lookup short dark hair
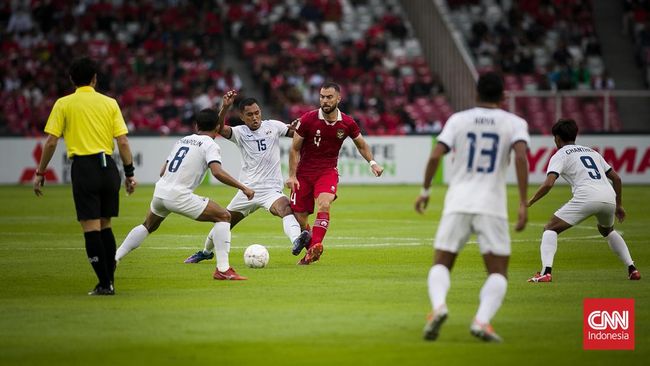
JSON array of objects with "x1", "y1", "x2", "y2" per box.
[
  {"x1": 552, "y1": 118, "x2": 579, "y2": 142},
  {"x1": 238, "y1": 97, "x2": 259, "y2": 111},
  {"x1": 477, "y1": 72, "x2": 504, "y2": 103},
  {"x1": 195, "y1": 108, "x2": 219, "y2": 131},
  {"x1": 320, "y1": 82, "x2": 341, "y2": 93},
  {"x1": 69, "y1": 57, "x2": 98, "y2": 86}
]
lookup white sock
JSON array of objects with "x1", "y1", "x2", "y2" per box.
[
  {"x1": 427, "y1": 264, "x2": 450, "y2": 313},
  {"x1": 475, "y1": 273, "x2": 507, "y2": 325},
  {"x1": 203, "y1": 234, "x2": 214, "y2": 254},
  {"x1": 607, "y1": 231, "x2": 634, "y2": 266},
  {"x1": 210, "y1": 222, "x2": 231, "y2": 272},
  {"x1": 282, "y1": 215, "x2": 302, "y2": 243},
  {"x1": 115, "y1": 224, "x2": 149, "y2": 261},
  {"x1": 540, "y1": 230, "x2": 558, "y2": 273}
]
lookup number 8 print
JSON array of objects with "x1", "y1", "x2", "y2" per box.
[{"x1": 168, "y1": 146, "x2": 190, "y2": 173}]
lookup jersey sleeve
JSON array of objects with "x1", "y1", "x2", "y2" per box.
[
  {"x1": 228, "y1": 125, "x2": 244, "y2": 146},
  {"x1": 295, "y1": 113, "x2": 310, "y2": 138},
  {"x1": 348, "y1": 118, "x2": 361, "y2": 139},
  {"x1": 598, "y1": 152, "x2": 612, "y2": 173},
  {"x1": 165, "y1": 142, "x2": 178, "y2": 162},
  {"x1": 436, "y1": 115, "x2": 456, "y2": 150},
  {"x1": 270, "y1": 120, "x2": 289, "y2": 136},
  {"x1": 546, "y1": 152, "x2": 564, "y2": 176},
  {"x1": 511, "y1": 118, "x2": 530, "y2": 146},
  {"x1": 111, "y1": 99, "x2": 128, "y2": 137},
  {"x1": 43, "y1": 99, "x2": 65, "y2": 137},
  {"x1": 205, "y1": 141, "x2": 222, "y2": 165}
]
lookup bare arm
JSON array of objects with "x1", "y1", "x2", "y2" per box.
[
  {"x1": 33, "y1": 134, "x2": 59, "y2": 196},
  {"x1": 414, "y1": 142, "x2": 448, "y2": 214},
  {"x1": 209, "y1": 162, "x2": 254, "y2": 200},
  {"x1": 527, "y1": 174, "x2": 557, "y2": 207},
  {"x1": 352, "y1": 135, "x2": 383, "y2": 177},
  {"x1": 285, "y1": 133, "x2": 304, "y2": 191},
  {"x1": 217, "y1": 90, "x2": 237, "y2": 139},
  {"x1": 513, "y1": 140, "x2": 529, "y2": 231},
  {"x1": 116, "y1": 134, "x2": 137, "y2": 195},
  {"x1": 606, "y1": 169, "x2": 626, "y2": 222}
]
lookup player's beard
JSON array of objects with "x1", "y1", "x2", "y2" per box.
[{"x1": 321, "y1": 102, "x2": 338, "y2": 114}]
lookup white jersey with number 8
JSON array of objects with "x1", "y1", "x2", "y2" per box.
[{"x1": 154, "y1": 134, "x2": 222, "y2": 200}]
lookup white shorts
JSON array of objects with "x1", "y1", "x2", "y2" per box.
[
  {"x1": 226, "y1": 188, "x2": 286, "y2": 217},
  {"x1": 554, "y1": 199, "x2": 615, "y2": 227},
  {"x1": 150, "y1": 194, "x2": 209, "y2": 220},
  {"x1": 434, "y1": 213, "x2": 511, "y2": 256}
]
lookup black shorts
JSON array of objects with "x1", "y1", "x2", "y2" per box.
[{"x1": 71, "y1": 153, "x2": 121, "y2": 221}]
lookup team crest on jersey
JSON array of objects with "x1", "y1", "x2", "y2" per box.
[
  {"x1": 265, "y1": 129, "x2": 272, "y2": 135},
  {"x1": 336, "y1": 129, "x2": 345, "y2": 139}
]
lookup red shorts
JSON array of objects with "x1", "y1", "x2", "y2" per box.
[{"x1": 290, "y1": 168, "x2": 339, "y2": 214}]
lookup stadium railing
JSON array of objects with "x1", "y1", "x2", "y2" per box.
[
  {"x1": 505, "y1": 90, "x2": 650, "y2": 133},
  {"x1": 400, "y1": 0, "x2": 478, "y2": 112}
]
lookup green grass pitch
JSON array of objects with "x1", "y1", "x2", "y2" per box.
[{"x1": 0, "y1": 184, "x2": 648, "y2": 365}]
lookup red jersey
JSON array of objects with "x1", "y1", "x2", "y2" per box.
[{"x1": 295, "y1": 109, "x2": 361, "y2": 175}]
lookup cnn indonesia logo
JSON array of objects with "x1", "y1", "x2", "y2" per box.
[{"x1": 583, "y1": 298, "x2": 634, "y2": 350}]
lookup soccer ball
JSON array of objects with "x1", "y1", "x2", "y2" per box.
[{"x1": 243, "y1": 244, "x2": 269, "y2": 268}]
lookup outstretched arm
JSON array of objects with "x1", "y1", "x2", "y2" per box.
[
  {"x1": 209, "y1": 162, "x2": 254, "y2": 200},
  {"x1": 414, "y1": 142, "x2": 448, "y2": 214},
  {"x1": 513, "y1": 140, "x2": 529, "y2": 231},
  {"x1": 217, "y1": 90, "x2": 237, "y2": 139},
  {"x1": 528, "y1": 174, "x2": 557, "y2": 207},
  {"x1": 352, "y1": 135, "x2": 383, "y2": 177}
]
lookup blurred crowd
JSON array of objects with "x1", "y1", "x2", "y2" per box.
[
  {"x1": 449, "y1": 0, "x2": 613, "y2": 91},
  {"x1": 623, "y1": 0, "x2": 650, "y2": 87},
  {"x1": 0, "y1": 0, "x2": 452, "y2": 136}
]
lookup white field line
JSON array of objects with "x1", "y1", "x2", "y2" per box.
[{"x1": 0, "y1": 235, "x2": 607, "y2": 251}]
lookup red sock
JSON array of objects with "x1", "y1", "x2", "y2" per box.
[{"x1": 310, "y1": 212, "x2": 329, "y2": 247}]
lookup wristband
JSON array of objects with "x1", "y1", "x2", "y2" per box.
[
  {"x1": 369, "y1": 160, "x2": 378, "y2": 167},
  {"x1": 35, "y1": 171, "x2": 45, "y2": 177},
  {"x1": 123, "y1": 163, "x2": 135, "y2": 177},
  {"x1": 420, "y1": 187, "x2": 431, "y2": 197}
]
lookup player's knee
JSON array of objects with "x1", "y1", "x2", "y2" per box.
[
  {"x1": 598, "y1": 225, "x2": 612, "y2": 237},
  {"x1": 217, "y1": 210, "x2": 231, "y2": 223},
  {"x1": 279, "y1": 205, "x2": 293, "y2": 217},
  {"x1": 543, "y1": 224, "x2": 558, "y2": 232},
  {"x1": 316, "y1": 200, "x2": 331, "y2": 212}
]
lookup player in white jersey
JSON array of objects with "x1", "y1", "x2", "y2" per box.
[
  {"x1": 184, "y1": 92, "x2": 310, "y2": 264},
  {"x1": 115, "y1": 109, "x2": 254, "y2": 281},
  {"x1": 415, "y1": 73, "x2": 530, "y2": 343},
  {"x1": 527, "y1": 119, "x2": 640, "y2": 282}
]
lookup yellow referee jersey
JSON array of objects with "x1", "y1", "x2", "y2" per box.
[{"x1": 44, "y1": 86, "x2": 128, "y2": 158}]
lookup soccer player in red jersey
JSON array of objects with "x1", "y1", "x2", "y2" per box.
[{"x1": 285, "y1": 82, "x2": 384, "y2": 265}]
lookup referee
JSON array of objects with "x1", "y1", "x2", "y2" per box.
[{"x1": 33, "y1": 57, "x2": 137, "y2": 296}]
